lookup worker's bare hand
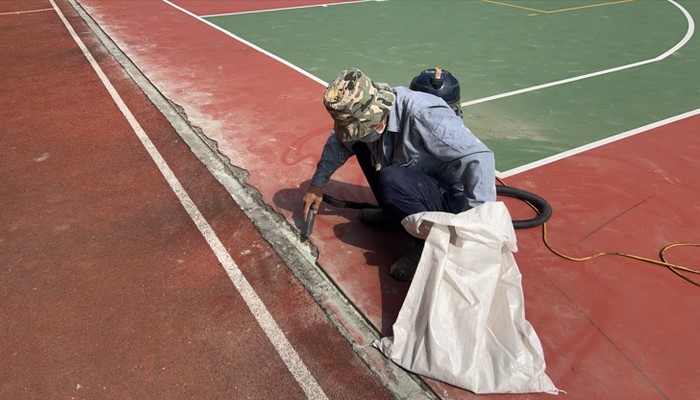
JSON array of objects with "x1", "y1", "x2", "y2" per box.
[{"x1": 302, "y1": 185, "x2": 324, "y2": 221}]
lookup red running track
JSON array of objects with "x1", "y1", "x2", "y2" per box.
[{"x1": 0, "y1": 1, "x2": 400, "y2": 398}]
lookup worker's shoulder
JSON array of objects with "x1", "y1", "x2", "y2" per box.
[
  {"x1": 394, "y1": 86, "x2": 441, "y2": 103},
  {"x1": 395, "y1": 86, "x2": 452, "y2": 116}
]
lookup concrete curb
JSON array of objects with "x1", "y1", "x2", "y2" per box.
[{"x1": 68, "y1": 1, "x2": 439, "y2": 398}]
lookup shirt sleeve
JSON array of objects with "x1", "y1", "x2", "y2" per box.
[
  {"x1": 460, "y1": 155, "x2": 497, "y2": 209},
  {"x1": 310, "y1": 131, "x2": 354, "y2": 188}
]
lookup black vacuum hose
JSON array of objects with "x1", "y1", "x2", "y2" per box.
[
  {"x1": 322, "y1": 194, "x2": 378, "y2": 210},
  {"x1": 322, "y1": 185, "x2": 551, "y2": 229},
  {"x1": 496, "y1": 185, "x2": 552, "y2": 229}
]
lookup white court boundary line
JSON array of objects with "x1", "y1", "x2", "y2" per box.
[
  {"x1": 163, "y1": 0, "x2": 328, "y2": 86},
  {"x1": 170, "y1": 0, "x2": 694, "y2": 105},
  {"x1": 499, "y1": 107, "x2": 700, "y2": 178},
  {"x1": 165, "y1": 0, "x2": 695, "y2": 176},
  {"x1": 50, "y1": 1, "x2": 328, "y2": 399},
  {"x1": 463, "y1": 0, "x2": 694, "y2": 107}
]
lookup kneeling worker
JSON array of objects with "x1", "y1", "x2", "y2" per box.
[{"x1": 302, "y1": 68, "x2": 496, "y2": 281}]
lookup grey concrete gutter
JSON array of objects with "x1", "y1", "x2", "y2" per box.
[{"x1": 68, "y1": 0, "x2": 439, "y2": 398}]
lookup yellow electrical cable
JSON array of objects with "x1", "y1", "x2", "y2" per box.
[
  {"x1": 498, "y1": 179, "x2": 700, "y2": 287},
  {"x1": 541, "y1": 224, "x2": 700, "y2": 287}
]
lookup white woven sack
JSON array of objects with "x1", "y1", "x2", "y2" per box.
[{"x1": 374, "y1": 202, "x2": 559, "y2": 394}]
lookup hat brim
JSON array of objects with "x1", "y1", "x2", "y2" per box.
[{"x1": 334, "y1": 84, "x2": 394, "y2": 142}]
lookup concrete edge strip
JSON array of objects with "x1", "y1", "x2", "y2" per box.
[{"x1": 67, "y1": 0, "x2": 438, "y2": 398}]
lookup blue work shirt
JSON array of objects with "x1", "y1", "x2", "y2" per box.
[{"x1": 311, "y1": 87, "x2": 496, "y2": 209}]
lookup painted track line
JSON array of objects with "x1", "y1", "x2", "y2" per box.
[
  {"x1": 49, "y1": 1, "x2": 328, "y2": 398},
  {"x1": 463, "y1": 0, "x2": 694, "y2": 107},
  {"x1": 0, "y1": 8, "x2": 54, "y2": 16}
]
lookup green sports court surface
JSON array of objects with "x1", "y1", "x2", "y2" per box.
[{"x1": 205, "y1": 0, "x2": 699, "y2": 170}]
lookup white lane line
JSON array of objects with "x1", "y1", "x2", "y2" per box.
[
  {"x1": 162, "y1": 0, "x2": 327, "y2": 86},
  {"x1": 201, "y1": 0, "x2": 375, "y2": 18},
  {"x1": 0, "y1": 8, "x2": 53, "y2": 16},
  {"x1": 499, "y1": 107, "x2": 700, "y2": 178},
  {"x1": 462, "y1": 0, "x2": 694, "y2": 107},
  {"x1": 50, "y1": 1, "x2": 328, "y2": 399}
]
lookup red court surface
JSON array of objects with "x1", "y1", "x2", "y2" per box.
[{"x1": 3, "y1": 0, "x2": 700, "y2": 399}]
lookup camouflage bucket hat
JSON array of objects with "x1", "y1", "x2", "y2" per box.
[{"x1": 323, "y1": 68, "x2": 395, "y2": 142}]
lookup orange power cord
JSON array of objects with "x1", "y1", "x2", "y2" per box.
[{"x1": 498, "y1": 178, "x2": 700, "y2": 287}]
